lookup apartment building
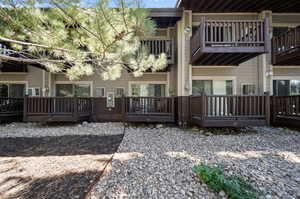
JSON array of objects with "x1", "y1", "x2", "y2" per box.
[{"x1": 1, "y1": 1, "x2": 300, "y2": 99}]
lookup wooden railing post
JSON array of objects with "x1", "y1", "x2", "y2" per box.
[
  {"x1": 200, "y1": 17, "x2": 206, "y2": 50},
  {"x1": 264, "y1": 17, "x2": 271, "y2": 54},
  {"x1": 201, "y1": 95, "x2": 206, "y2": 119},
  {"x1": 73, "y1": 97, "x2": 78, "y2": 119},
  {"x1": 121, "y1": 96, "x2": 125, "y2": 122},
  {"x1": 23, "y1": 96, "x2": 28, "y2": 121},
  {"x1": 265, "y1": 92, "x2": 271, "y2": 126}
]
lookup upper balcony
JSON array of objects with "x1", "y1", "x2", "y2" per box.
[
  {"x1": 272, "y1": 26, "x2": 300, "y2": 65},
  {"x1": 191, "y1": 18, "x2": 269, "y2": 66},
  {"x1": 141, "y1": 38, "x2": 175, "y2": 65}
]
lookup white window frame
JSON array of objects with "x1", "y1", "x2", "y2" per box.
[
  {"x1": 95, "y1": 87, "x2": 106, "y2": 97},
  {"x1": 0, "y1": 81, "x2": 28, "y2": 97},
  {"x1": 54, "y1": 81, "x2": 93, "y2": 97},
  {"x1": 241, "y1": 83, "x2": 256, "y2": 95},
  {"x1": 128, "y1": 81, "x2": 169, "y2": 97},
  {"x1": 115, "y1": 87, "x2": 125, "y2": 97},
  {"x1": 27, "y1": 87, "x2": 41, "y2": 97},
  {"x1": 191, "y1": 76, "x2": 237, "y2": 95}
]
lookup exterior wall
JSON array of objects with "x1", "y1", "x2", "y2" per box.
[
  {"x1": 0, "y1": 65, "x2": 44, "y2": 92},
  {"x1": 271, "y1": 14, "x2": 300, "y2": 85},
  {"x1": 190, "y1": 13, "x2": 267, "y2": 95},
  {"x1": 273, "y1": 68, "x2": 300, "y2": 78},
  {"x1": 50, "y1": 71, "x2": 168, "y2": 97},
  {"x1": 192, "y1": 58, "x2": 261, "y2": 95}
]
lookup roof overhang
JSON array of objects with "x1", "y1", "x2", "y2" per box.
[
  {"x1": 150, "y1": 8, "x2": 183, "y2": 28},
  {"x1": 176, "y1": 0, "x2": 300, "y2": 13}
]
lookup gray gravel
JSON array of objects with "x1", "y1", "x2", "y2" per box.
[
  {"x1": 90, "y1": 126, "x2": 300, "y2": 199},
  {"x1": 0, "y1": 122, "x2": 123, "y2": 137}
]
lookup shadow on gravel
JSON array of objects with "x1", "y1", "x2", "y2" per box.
[
  {"x1": 2, "y1": 170, "x2": 101, "y2": 199},
  {"x1": 0, "y1": 134, "x2": 124, "y2": 199},
  {"x1": 0, "y1": 134, "x2": 124, "y2": 157}
]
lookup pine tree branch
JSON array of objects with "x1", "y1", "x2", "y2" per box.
[{"x1": 0, "y1": 36, "x2": 72, "y2": 52}]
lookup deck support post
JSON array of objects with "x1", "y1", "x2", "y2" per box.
[
  {"x1": 23, "y1": 96, "x2": 28, "y2": 122},
  {"x1": 265, "y1": 92, "x2": 271, "y2": 126},
  {"x1": 121, "y1": 96, "x2": 126, "y2": 123},
  {"x1": 73, "y1": 97, "x2": 78, "y2": 120}
]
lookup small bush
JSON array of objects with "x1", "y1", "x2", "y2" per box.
[{"x1": 193, "y1": 164, "x2": 259, "y2": 199}]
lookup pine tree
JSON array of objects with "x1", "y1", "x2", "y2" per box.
[{"x1": 0, "y1": 0, "x2": 167, "y2": 80}]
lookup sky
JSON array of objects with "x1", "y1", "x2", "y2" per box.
[
  {"x1": 0, "y1": 0, "x2": 178, "y2": 8},
  {"x1": 139, "y1": 0, "x2": 177, "y2": 8},
  {"x1": 81, "y1": 0, "x2": 178, "y2": 8}
]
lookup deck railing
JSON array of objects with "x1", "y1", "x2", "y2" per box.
[
  {"x1": 0, "y1": 97, "x2": 24, "y2": 113},
  {"x1": 190, "y1": 95, "x2": 269, "y2": 119},
  {"x1": 124, "y1": 97, "x2": 174, "y2": 115},
  {"x1": 272, "y1": 95, "x2": 300, "y2": 117},
  {"x1": 272, "y1": 26, "x2": 300, "y2": 57},
  {"x1": 24, "y1": 97, "x2": 92, "y2": 116},
  {"x1": 191, "y1": 18, "x2": 268, "y2": 56},
  {"x1": 141, "y1": 39, "x2": 175, "y2": 64}
]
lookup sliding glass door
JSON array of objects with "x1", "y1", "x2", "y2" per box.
[
  {"x1": 192, "y1": 80, "x2": 233, "y2": 96},
  {"x1": 131, "y1": 83, "x2": 166, "y2": 97},
  {"x1": 0, "y1": 83, "x2": 25, "y2": 97},
  {"x1": 56, "y1": 84, "x2": 91, "y2": 97},
  {"x1": 273, "y1": 80, "x2": 300, "y2": 96}
]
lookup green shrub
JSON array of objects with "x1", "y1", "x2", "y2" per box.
[{"x1": 193, "y1": 165, "x2": 259, "y2": 199}]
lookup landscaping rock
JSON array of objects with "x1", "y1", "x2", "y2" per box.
[
  {"x1": 0, "y1": 122, "x2": 124, "y2": 138},
  {"x1": 90, "y1": 126, "x2": 300, "y2": 199}
]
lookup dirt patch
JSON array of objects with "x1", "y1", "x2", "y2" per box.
[{"x1": 0, "y1": 134, "x2": 123, "y2": 199}]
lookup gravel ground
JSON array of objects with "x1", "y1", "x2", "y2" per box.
[
  {"x1": 0, "y1": 122, "x2": 123, "y2": 138},
  {"x1": 0, "y1": 122, "x2": 124, "y2": 199},
  {"x1": 90, "y1": 126, "x2": 300, "y2": 199}
]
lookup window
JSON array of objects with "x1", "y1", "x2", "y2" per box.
[
  {"x1": 0, "y1": 83, "x2": 25, "y2": 97},
  {"x1": 95, "y1": 87, "x2": 105, "y2": 97},
  {"x1": 75, "y1": 84, "x2": 90, "y2": 97},
  {"x1": 27, "y1": 88, "x2": 40, "y2": 97},
  {"x1": 291, "y1": 80, "x2": 300, "y2": 95},
  {"x1": 55, "y1": 83, "x2": 91, "y2": 97},
  {"x1": 192, "y1": 80, "x2": 233, "y2": 96},
  {"x1": 0, "y1": 84, "x2": 8, "y2": 97},
  {"x1": 273, "y1": 80, "x2": 300, "y2": 96},
  {"x1": 242, "y1": 84, "x2": 256, "y2": 95},
  {"x1": 273, "y1": 27, "x2": 289, "y2": 37},
  {"x1": 115, "y1": 88, "x2": 125, "y2": 97},
  {"x1": 131, "y1": 83, "x2": 166, "y2": 97}
]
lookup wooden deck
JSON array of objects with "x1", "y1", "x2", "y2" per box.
[
  {"x1": 272, "y1": 26, "x2": 300, "y2": 65},
  {"x1": 272, "y1": 95, "x2": 300, "y2": 128},
  {"x1": 0, "y1": 98, "x2": 24, "y2": 122},
  {"x1": 23, "y1": 97, "x2": 176, "y2": 123},
  {"x1": 141, "y1": 39, "x2": 175, "y2": 65},
  {"x1": 191, "y1": 18, "x2": 269, "y2": 66},
  {"x1": 23, "y1": 97, "x2": 92, "y2": 122},
  {"x1": 177, "y1": 0, "x2": 300, "y2": 13},
  {"x1": 190, "y1": 95, "x2": 270, "y2": 127},
  {"x1": 123, "y1": 97, "x2": 175, "y2": 123}
]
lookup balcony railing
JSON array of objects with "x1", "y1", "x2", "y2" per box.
[
  {"x1": 190, "y1": 18, "x2": 269, "y2": 65},
  {"x1": 272, "y1": 26, "x2": 300, "y2": 65},
  {"x1": 192, "y1": 18, "x2": 268, "y2": 55},
  {"x1": 141, "y1": 39, "x2": 175, "y2": 64}
]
